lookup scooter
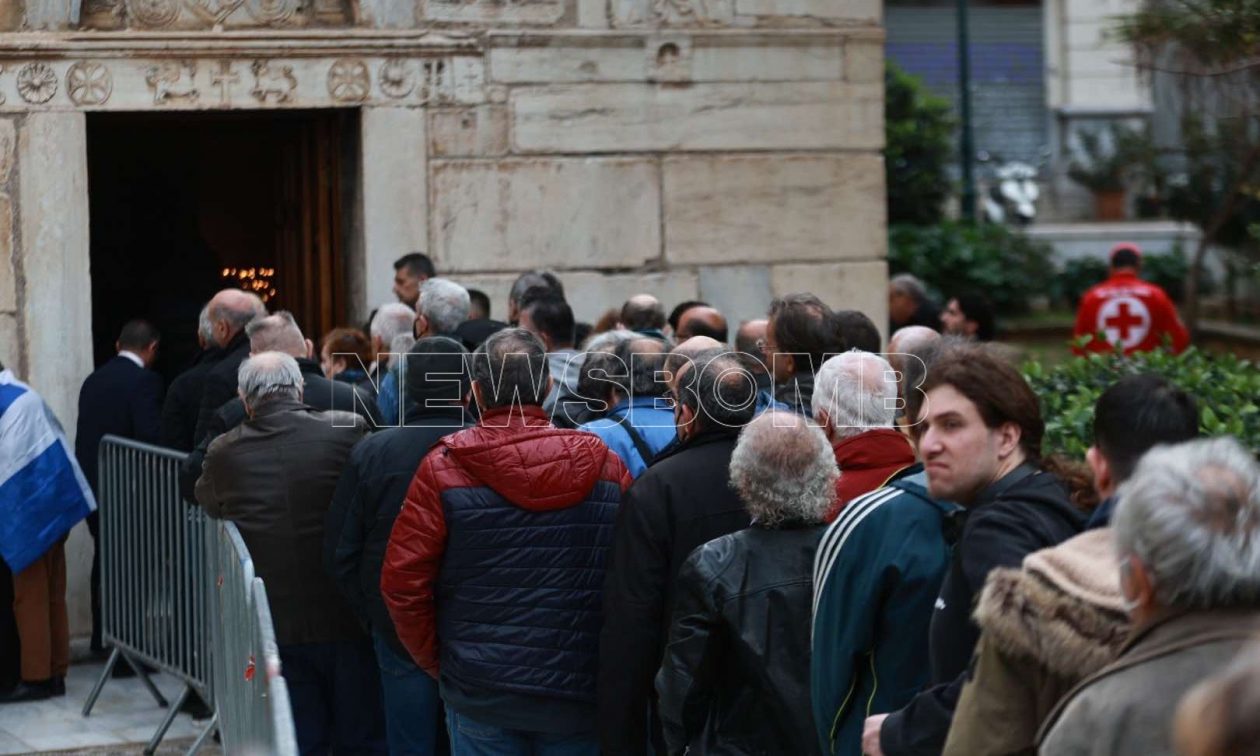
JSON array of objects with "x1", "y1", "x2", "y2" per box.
[{"x1": 978, "y1": 155, "x2": 1040, "y2": 226}]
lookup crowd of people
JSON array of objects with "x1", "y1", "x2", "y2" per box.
[{"x1": 0, "y1": 244, "x2": 1254, "y2": 756}]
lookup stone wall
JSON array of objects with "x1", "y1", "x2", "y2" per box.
[{"x1": 0, "y1": 0, "x2": 887, "y2": 637}]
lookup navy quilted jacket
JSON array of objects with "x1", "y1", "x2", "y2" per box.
[{"x1": 381, "y1": 405, "x2": 631, "y2": 729}]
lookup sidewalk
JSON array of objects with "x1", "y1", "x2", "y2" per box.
[{"x1": 0, "y1": 656, "x2": 214, "y2": 754}]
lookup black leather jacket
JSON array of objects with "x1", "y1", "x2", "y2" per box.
[{"x1": 656, "y1": 524, "x2": 826, "y2": 755}]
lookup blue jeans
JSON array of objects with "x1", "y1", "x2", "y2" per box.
[
  {"x1": 374, "y1": 632, "x2": 445, "y2": 755},
  {"x1": 280, "y1": 639, "x2": 387, "y2": 755},
  {"x1": 446, "y1": 710, "x2": 597, "y2": 756}
]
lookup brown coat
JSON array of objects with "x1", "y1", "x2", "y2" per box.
[
  {"x1": 943, "y1": 529, "x2": 1129, "y2": 756},
  {"x1": 195, "y1": 398, "x2": 369, "y2": 646},
  {"x1": 1038, "y1": 609, "x2": 1260, "y2": 756}
]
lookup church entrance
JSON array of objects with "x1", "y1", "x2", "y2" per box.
[{"x1": 86, "y1": 109, "x2": 357, "y2": 382}]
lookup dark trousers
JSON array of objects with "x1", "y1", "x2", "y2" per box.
[
  {"x1": 280, "y1": 638, "x2": 387, "y2": 756},
  {"x1": 88, "y1": 511, "x2": 102, "y2": 652},
  {"x1": 374, "y1": 632, "x2": 448, "y2": 755}
]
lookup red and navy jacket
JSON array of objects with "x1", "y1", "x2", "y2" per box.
[
  {"x1": 381, "y1": 405, "x2": 631, "y2": 725},
  {"x1": 1072, "y1": 270, "x2": 1189, "y2": 355}
]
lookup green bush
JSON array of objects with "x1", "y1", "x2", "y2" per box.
[
  {"x1": 888, "y1": 221, "x2": 1056, "y2": 317},
  {"x1": 886, "y1": 63, "x2": 954, "y2": 226},
  {"x1": 1049, "y1": 250, "x2": 1205, "y2": 308},
  {"x1": 1025, "y1": 347, "x2": 1260, "y2": 460},
  {"x1": 1052, "y1": 257, "x2": 1109, "y2": 308}
]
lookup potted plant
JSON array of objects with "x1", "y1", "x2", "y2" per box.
[{"x1": 1068, "y1": 125, "x2": 1136, "y2": 221}]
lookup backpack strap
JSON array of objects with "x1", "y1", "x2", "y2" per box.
[{"x1": 620, "y1": 420, "x2": 657, "y2": 468}]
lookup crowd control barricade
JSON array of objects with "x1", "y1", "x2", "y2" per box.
[
  {"x1": 83, "y1": 435, "x2": 297, "y2": 756},
  {"x1": 83, "y1": 436, "x2": 216, "y2": 755},
  {"x1": 208, "y1": 519, "x2": 299, "y2": 755}
]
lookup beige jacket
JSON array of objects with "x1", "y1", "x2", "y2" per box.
[
  {"x1": 943, "y1": 528, "x2": 1129, "y2": 756},
  {"x1": 1039, "y1": 609, "x2": 1260, "y2": 756}
]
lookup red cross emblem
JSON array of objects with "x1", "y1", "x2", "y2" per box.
[{"x1": 1097, "y1": 296, "x2": 1151, "y2": 350}]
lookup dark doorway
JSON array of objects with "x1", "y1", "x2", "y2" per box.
[{"x1": 86, "y1": 110, "x2": 356, "y2": 383}]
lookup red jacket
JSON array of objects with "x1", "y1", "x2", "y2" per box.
[
  {"x1": 827, "y1": 428, "x2": 917, "y2": 522},
  {"x1": 380, "y1": 406, "x2": 631, "y2": 678},
  {"x1": 1072, "y1": 270, "x2": 1189, "y2": 355}
]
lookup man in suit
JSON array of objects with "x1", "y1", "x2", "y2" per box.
[
  {"x1": 179, "y1": 311, "x2": 382, "y2": 500},
  {"x1": 74, "y1": 319, "x2": 164, "y2": 657},
  {"x1": 191, "y1": 289, "x2": 266, "y2": 447},
  {"x1": 160, "y1": 303, "x2": 224, "y2": 452}
]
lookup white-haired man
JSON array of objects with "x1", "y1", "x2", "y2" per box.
[
  {"x1": 811, "y1": 351, "x2": 959, "y2": 755},
  {"x1": 414, "y1": 278, "x2": 470, "y2": 340},
  {"x1": 369, "y1": 302, "x2": 416, "y2": 425},
  {"x1": 656, "y1": 411, "x2": 835, "y2": 754},
  {"x1": 812, "y1": 351, "x2": 917, "y2": 522},
  {"x1": 195, "y1": 352, "x2": 383, "y2": 754},
  {"x1": 1038, "y1": 437, "x2": 1260, "y2": 756}
]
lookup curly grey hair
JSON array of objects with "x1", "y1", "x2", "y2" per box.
[
  {"x1": 1113, "y1": 436, "x2": 1260, "y2": 610},
  {"x1": 729, "y1": 410, "x2": 838, "y2": 528},
  {"x1": 418, "y1": 278, "x2": 471, "y2": 336}
]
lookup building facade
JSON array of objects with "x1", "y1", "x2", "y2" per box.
[{"x1": 0, "y1": 0, "x2": 887, "y2": 634}]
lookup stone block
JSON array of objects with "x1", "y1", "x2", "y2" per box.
[
  {"x1": 431, "y1": 157, "x2": 662, "y2": 273},
  {"x1": 561, "y1": 270, "x2": 700, "y2": 324},
  {"x1": 360, "y1": 107, "x2": 428, "y2": 311},
  {"x1": 0, "y1": 312, "x2": 17, "y2": 374},
  {"x1": 443, "y1": 273, "x2": 518, "y2": 323},
  {"x1": 421, "y1": 0, "x2": 567, "y2": 25},
  {"x1": 771, "y1": 260, "x2": 889, "y2": 343},
  {"x1": 844, "y1": 37, "x2": 884, "y2": 85},
  {"x1": 663, "y1": 154, "x2": 886, "y2": 265},
  {"x1": 18, "y1": 112, "x2": 92, "y2": 437},
  {"x1": 510, "y1": 81, "x2": 883, "y2": 153},
  {"x1": 612, "y1": 0, "x2": 735, "y2": 27},
  {"x1": 429, "y1": 106, "x2": 510, "y2": 158},
  {"x1": 488, "y1": 34, "x2": 845, "y2": 84},
  {"x1": 578, "y1": 0, "x2": 611, "y2": 28},
  {"x1": 0, "y1": 193, "x2": 14, "y2": 313},
  {"x1": 0, "y1": 119, "x2": 14, "y2": 185},
  {"x1": 735, "y1": 0, "x2": 880, "y2": 23},
  {"x1": 698, "y1": 265, "x2": 773, "y2": 331}
]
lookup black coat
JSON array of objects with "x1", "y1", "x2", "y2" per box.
[
  {"x1": 598, "y1": 429, "x2": 751, "y2": 756},
  {"x1": 160, "y1": 347, "x2": 224, "y2": 452},
  {"x1": 657, "y1": 525, "x2": 825, "y2": 756},
  {"x1": 324, "y1": 405, "x2": 471, "y2": 659},
  {"x1": 75, "y1": 354, "x2": 165, "y2": 492},
  {"x1": 191, "y1": 330, "x2": 251, "y2": 448},
  {"x1": 179, "y1": 358, "x2": 382, "y2": 501},
  {"x1": 880, "y1": 464, "x2": 1087, "y2": 756}
]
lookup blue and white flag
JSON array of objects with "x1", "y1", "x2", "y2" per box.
[{"x1": 0, "y1": 369, "x2": 95, "y2": 573}]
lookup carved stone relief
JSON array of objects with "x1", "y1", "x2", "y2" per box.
[
  {"x1": 251, "y1": 60, "x2": 297, "y2": 103},
  {"x1": 327, "y1": 59, "x2": 371, "y2": 103},
  {"x1": 421, "y1": 0, "x2": 567, "y2": 25},
  {"x1": 211, "y1": 61, "x2": 242, "y2": 105},
  {"x1": 146, "y1": 61, "x2": 200, "y2": 104},
  {"x1": 66, "y1": 62, "x2": 115, "y2": 106},
  {"x1": 127, "y1": 0, "x2": 182, "y2": 28},
  {"x1": 17, "y1": 64, "x2": 58, "y2": 105},
  {"x1": 379, "y1": 59, "x2": 415, "y2": 99},
  {"x1": 101, "y1": 0, "x2": 321, "y2": 28},
  {"x1": 613, "y1": 0, "x2": 734, "y2": 26}
]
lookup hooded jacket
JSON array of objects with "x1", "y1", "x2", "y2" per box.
[
  {"x1": 942, "y1": 528, "x2": 1130, "y2": 756},
  {"x1": 880, "y1": 464, "x2": 1087, "y2": 756},
  {"x1": 828, "y1": 429, "x2": 917, "y2": 522},
  {"x1": 381, "y1": 406, "x2": 631, "y2": 734}
]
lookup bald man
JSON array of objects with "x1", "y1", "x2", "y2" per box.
[
  {"x1": 676, "y1": 306, "x2": 728, "y2": 344},
  {"x1": 887, "y1": 325, "x2": 942, "y2": 436},
  {"x1": 192, "y1": 288, "x2": 267, "y2": 447},
  {"x1": 620, "y1": 294, "x2": 667, "y2": 338}
]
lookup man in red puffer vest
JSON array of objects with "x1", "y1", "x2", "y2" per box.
[
  {"x1": 381, "y1": 328, "x2": 631, "y2": 754},
  {"x1": 1073, "y1": 243, "x2": 1189, "y2": 355}
]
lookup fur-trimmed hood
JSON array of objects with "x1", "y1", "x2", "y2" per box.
[{"x1": 974, "y1": 528, "x2": 1131, "y2": 679}]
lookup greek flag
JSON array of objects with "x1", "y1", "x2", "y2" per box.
[{"x1": 0, "y1": 369, "x2": 95, "y2": 573}]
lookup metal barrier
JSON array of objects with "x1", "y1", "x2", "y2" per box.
[
  {"x1": 83, "y1": 435, "x2": 297, "y2": 755},
  {"x1": 208, "y1": 519, "x2": 299, "y2": 755}
]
